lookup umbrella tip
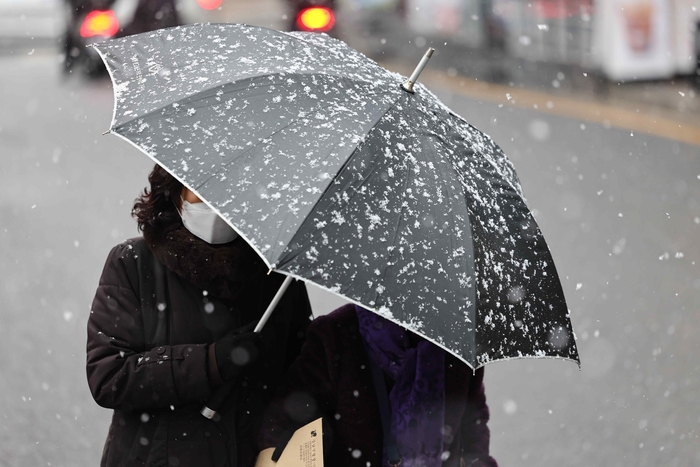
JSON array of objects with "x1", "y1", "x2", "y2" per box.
[
  {"x1": 102, "y1": 130, "x2": 111, "y2": 135},
  {"x1": 401, "y1": 47, "x2": 435, "y2": 93}
]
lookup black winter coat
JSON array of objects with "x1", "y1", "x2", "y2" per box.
[{"x1": 87, "y1": 228, "x2": 311, "y2": 467}]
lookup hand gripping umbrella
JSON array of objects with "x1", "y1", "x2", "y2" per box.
[{"x1": 94, "y1": 23, "x2": 579, "y2": 400}]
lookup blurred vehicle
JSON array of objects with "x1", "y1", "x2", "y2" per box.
[
  {"x1": 287, "y1": 0, "x2": 337, "y2": 37},
  {"x1": 62, "y1": 0, "x2": 182, "y2": 76}
]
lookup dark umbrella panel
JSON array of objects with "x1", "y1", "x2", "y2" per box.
[{"x1": 94, "y1": 24, "x2": 579, "y2": 369}]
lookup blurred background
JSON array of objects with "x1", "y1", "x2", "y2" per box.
[{"x1": 0, "y1": 0, "x2": 698, "y2": 466}]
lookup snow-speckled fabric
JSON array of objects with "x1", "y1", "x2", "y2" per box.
[{"x1": 94, "y1": 23, "x2": 578, "y2": 369}]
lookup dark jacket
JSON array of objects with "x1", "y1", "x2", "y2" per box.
[
  {"x1": 258, "y1": 304, "x2": 497, "y2": 467},
  {"x1": 87, "y1": 227, "x2": 311, "y2": 467}
]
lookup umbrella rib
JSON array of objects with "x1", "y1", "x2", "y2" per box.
[
  {"x1": 194, "y1": 121, "x2": 297, "y2": 192},
  {"x1": 424, "y1": 129, "x2": 479, "y2": 356},
  {"x1": 443, "y1": 115, "x2": 524, "y2": 198},
  {"x1": 112, "y1": 69, "x2": 389, "y2": 133},
  {"x1": 191, "y1": 95, "x2": 380, "y2": 192},
  {"x1": 111, "y1": 72, "x2": 296, "y2": 131},
  {"x1": 372, "y1": 151, "x2": 413, "y2": 307},
  {"x1": 275, "y1": 94, "x2": 406, "y2": 269}
]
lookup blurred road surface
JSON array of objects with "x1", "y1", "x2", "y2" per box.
[
  {"x1": 0, "y1": 0, "x2": 65, "y2": 51},
  {"x1": 1, "y1": 40, "x2": 699, "y2": 467}
]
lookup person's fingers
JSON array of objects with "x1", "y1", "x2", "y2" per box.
[{"x1": 271, "y1": 429, "x2": 295, "y2": 461}]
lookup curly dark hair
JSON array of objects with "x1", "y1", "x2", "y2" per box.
[{"x1": 132, "y1": 164, "x2": 184, "y2": 233}]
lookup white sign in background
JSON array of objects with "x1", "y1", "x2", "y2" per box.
[{"x1": 594, "y1": 0, "x2": 678, "y2": 80}]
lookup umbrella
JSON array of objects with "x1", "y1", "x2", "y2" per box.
[{"x1": 93, "y1": 23, "x2": 579, "y2": 371}]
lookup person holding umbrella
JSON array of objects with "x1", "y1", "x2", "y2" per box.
[
  {"x1": 86, "y1": 164, "x2": 312, "y2": 467},
  {"x1": 257, "y1": 304, "x2": 498, "y2": 467}
]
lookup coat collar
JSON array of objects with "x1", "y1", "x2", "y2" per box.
[{"x1": 143, "y1": 223, "x2": 267, "y2": 300}]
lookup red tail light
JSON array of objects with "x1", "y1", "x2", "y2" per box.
[
  {"x1": 296, "y1": 7, "x2": 335, "y2": 32},
  {"x1": 80, "y1": 10, "x2": 119, "y2": 38},
  {"x1": 196, "y1": 0, "x2": 222, "y2": 10}
]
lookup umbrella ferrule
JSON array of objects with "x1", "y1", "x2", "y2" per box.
[{"x1": 401, "y1": 48, "x2": 435, "y2": 93}]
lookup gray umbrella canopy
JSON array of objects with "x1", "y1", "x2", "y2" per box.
[{"x1": 94, "y1": 23, "x2": 579, "y2": 369}]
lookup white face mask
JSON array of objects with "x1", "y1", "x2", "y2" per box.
[{"x1": 179, "y1": 200, "x2": 239, "y2": 245}]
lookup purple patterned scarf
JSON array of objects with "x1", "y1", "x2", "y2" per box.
[{"x1": 356, "y1": 306, "x2": 445, "y2": 467}]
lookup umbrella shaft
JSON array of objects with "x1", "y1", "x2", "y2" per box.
[
  {"x1": 201, "y1": 274, "x2": 294, "y2": 419},
  {"x1": 254, "y1": 275, "x2": 294, "y2": 333}
]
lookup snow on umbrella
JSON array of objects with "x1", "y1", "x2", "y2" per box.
[{"x1": 93, "y1": 23, "x2": 579, "y2": 370}]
